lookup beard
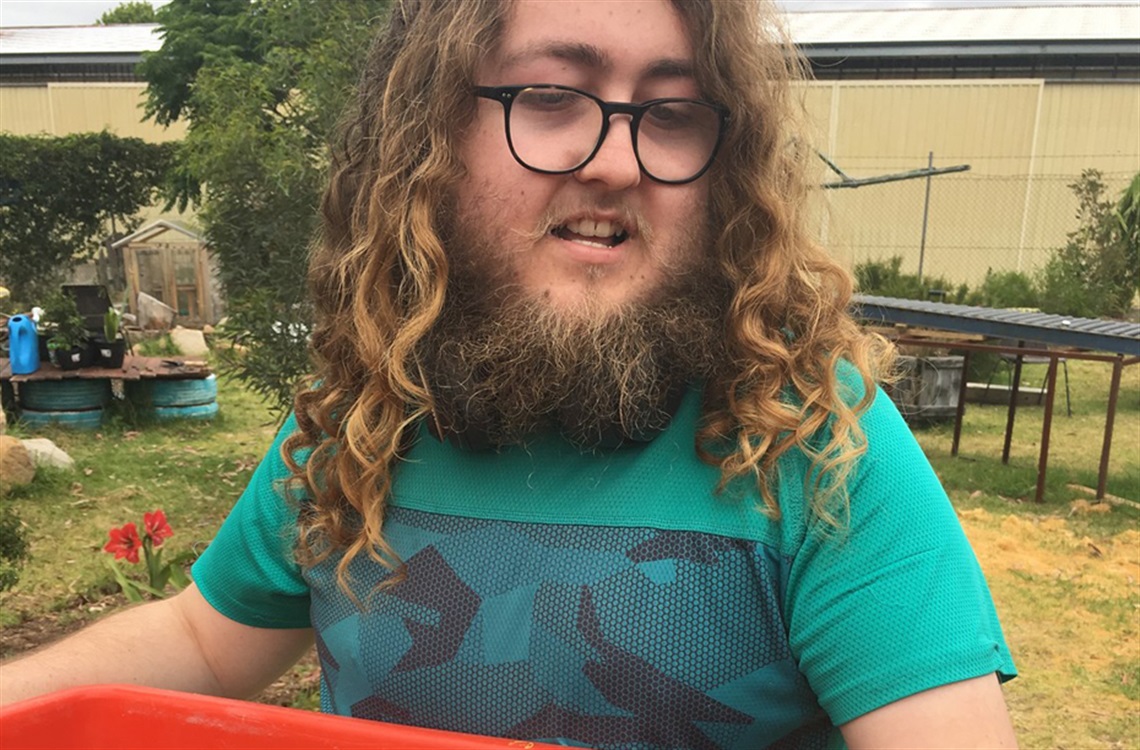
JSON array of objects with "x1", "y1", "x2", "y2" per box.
[{"x1": 417, "y1": 204, "x2": 731, "y2": 450}]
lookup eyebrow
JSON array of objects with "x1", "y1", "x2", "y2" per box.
[{"x1": 499, "y1": 41, "x2": 694, "y2": 81}]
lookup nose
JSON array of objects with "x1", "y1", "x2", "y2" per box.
[{"x1": 573, "y1": 115, "x2": 641, "y2": 191}]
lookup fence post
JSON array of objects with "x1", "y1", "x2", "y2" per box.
[{"x1": 918, "y1": 151, "x2": 934, "y2": 283}]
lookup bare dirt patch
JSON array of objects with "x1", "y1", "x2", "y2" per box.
[{"x1": 958, "y1": 507, "x2": 1139, "y2": 749}]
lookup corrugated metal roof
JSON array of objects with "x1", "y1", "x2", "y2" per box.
[
  {"x1": 852, "y1": 295, "x2": 1140, "y2": 356},
  {"x1": 0, "y1": 24, "x2": 160, "y2": 56},
  {"x1": 1, "y1": 6, "x2": 1136, "y2": 59},
  {"x1": 786, "y1": 5, "x2": 1140, "y2": 46}
]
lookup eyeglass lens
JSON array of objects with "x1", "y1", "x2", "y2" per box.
[{"x1": 507, "y1": 87, "x2": 720, "y2": 183}]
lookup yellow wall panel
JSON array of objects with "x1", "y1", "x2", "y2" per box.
[
  {"x1": 1, "y1": 83, "x2": 186, "y2": 141},
  {"x1": 800, "y1": 83, "x2": 835, "y2": 149},
  {"x1": 829, "y1": 81, "x2": 1041, "y2": 175},
  {"x1": 47, "y1": 84, "x2": 186, "y2": 142},
  {"x1": 803, "y1": 79, "x2": 1139, "y2": 284},
  {"x1": 1035, "y1": 83, "x2": 1140, "y2": 175},
  {"x1": 0, "y1": 87, "x2": 54, "y2": 135}
]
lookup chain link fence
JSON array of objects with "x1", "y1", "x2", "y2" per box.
[{"x1": 816, "y1": 160, "x2": 1136, "y2": 291}]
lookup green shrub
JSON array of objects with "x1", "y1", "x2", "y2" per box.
[
  {"x1": 0, "y1": 132, "x2": 172, "y2": 305},
  {"x1": 0, "y1": 506, "x2": 30, "y2": 593},
  {"x1": 135, "y1": 333, "x2": 182, "y2": 358},
  {"x1": 1037, "y1": 170, "x2": 1135, "y2": 319},
  {"x1": 853, "y1": 256, "x2": 969, "y2": 304},
  {"x1": 1113, "y1": 172, "x2": 1140, "y2": 303},
  {"x1": 966, "y1": 269, "x2": 1038, "y2": 310}
]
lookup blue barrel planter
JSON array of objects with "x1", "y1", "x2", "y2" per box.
[
  {"x1": 154, "y1": 401, "x2": 219, "y2": 421},
  {"x1": 20, "y1": 407, "x2": 104, "y2": 430},
  {"x1": 20, "y1": 379, "x2": 111, "y2": 411}
]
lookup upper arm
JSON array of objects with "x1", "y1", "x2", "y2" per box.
[
  {"x1": 840, "y1": 674, "x2": 1018, "y2": 749},
  {"x1": 782, "y1": 388, "x2": 1016, "y2": 724},
  {"x1": 171, "y1": 583, "x2": 314, "y2": 699}
]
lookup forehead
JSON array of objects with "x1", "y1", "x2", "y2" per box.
[{"x1": 487, "y1": 0, "x2": 695, "y2": 82}]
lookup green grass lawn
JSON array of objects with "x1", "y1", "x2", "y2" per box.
[
  {"x1": 914, "y1": 356, "x2": 1139, "y2": 505},
  {"x1": 1, "y1": 374, "x2": 280, "y2": 628},
  {"x1": 1, "y1": 356, "x2": 1137, "y2": 747},
  {"x1": 910, "y1": 356, "x2": 1139, "y2": 749}
]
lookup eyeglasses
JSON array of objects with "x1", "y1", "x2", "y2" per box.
[{"x1": 473, "y1": 84, "x2": 729, "y2": 185}]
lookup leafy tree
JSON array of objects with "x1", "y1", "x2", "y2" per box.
[
  {"x1": 0, "y1": 132, "x2": 173, "y2": 305},
  {"x1": 97, "y1": 1, "x2": 157, "y2": 25},
  {"x1": 137, "y1": 0, "x2": 261, "y2": 127},
  {"x1": 1113, "y1": 172, "x2": 1140, "y2": 301},
  {"x1": 140, "y1": 0, "x2": 389, "y2": 415},
  {"x1": 1037, "y1": 170, "x2": 1136, "y2": 319}
]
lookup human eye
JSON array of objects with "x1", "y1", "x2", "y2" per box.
[
  {"x1": 644, "y1": 101, "x2": 702, "y2": 131},
  {"x1": 515, "y1": 87, "x2": 583, "y2": 112}
]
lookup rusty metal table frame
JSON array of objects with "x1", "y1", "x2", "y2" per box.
[{"x1": 893, "y1": 335, "x2": 1138, "y2": 504}]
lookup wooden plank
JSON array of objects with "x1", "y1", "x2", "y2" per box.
[
  {"x1": 865, "y1": 324, "x2": 987, "y2": 343},
  {"x1": 163, "y1": 244, "x2": 177, "y2": 315},
  {"x1": 1067, "y1": 483, "x2": 1140, "y2": 510},
  {"x1": 125, "y1": 246, "x2": 140, "y2": 318},
  {"x1": 196, "y1": 245, "x2": 210, "y2": 326},
  {"x1": 1, "y1": 356, "x2": 211, "y2": 383},
  {"x1": 965, "y1": 382, "x2": 1046, "y2": 406}
]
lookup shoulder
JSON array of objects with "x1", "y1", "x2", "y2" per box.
[{"x1": 770, "y1": 364, "x2": 922, "y2": 542}]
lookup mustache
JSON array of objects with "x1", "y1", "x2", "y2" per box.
[{"x1": 506, "y1": 201, "x2": 654, "y2": 246}]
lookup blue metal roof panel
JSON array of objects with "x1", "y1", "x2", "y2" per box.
[{"x1": 852, "y1": 295, "x2": 1140, "y2": 356}]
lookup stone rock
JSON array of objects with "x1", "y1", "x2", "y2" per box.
[
  {"x1": 0, "y1": 435, "x2": 35, "y2": 490},
  {"x1": 20, "y1": 438, "x2": 75, "y2": 471},
  {"x1": 168, "y1": 326, "x2": 210, "y2": 358},
  {"x1": 137, "y1": 292, "x2": 177, "y2": 330}
]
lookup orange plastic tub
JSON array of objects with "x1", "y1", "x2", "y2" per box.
[{"x1": 0, "y1": 685, "x2": 563, "y2": 749}]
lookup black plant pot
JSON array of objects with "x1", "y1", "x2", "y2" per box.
[
  {"x1": 54, "y1": 345, "x2": 87, "y2": 370},
  {"x1": 96, "y1": 338, "x2": 126, "y2": 370}
]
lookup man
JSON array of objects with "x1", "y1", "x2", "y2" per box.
[{"x1": 1, "y1": 1, "x2": 1019, "y2": 747}]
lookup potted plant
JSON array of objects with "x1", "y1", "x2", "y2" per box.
[
  {"x1": 42, "y1": 292, "x2": 90, "y2": 370},
  {"x1": 95, "y1": 306, "x2": 126, "y2": 369}
]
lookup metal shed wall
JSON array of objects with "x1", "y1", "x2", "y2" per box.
[
  {"x1": 805, "y1": 79, "x2": 1139, "y2": 285},
  {"x1": 0, "y1": 82, "x2": 186, "y2": 141}
]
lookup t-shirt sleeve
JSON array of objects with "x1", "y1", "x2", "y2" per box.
[
  {"x1": 783, "y1": 387, "x2": 1016, "y2": 727},
  {"x1": 191, "y1": 413, "x2": 312, "y2": 629}
]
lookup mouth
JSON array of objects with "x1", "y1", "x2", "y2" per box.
[{"x1": 549, "y1": 218, "x2": 630, "y2": 249}]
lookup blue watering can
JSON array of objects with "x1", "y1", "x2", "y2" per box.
[{"x1": 7, "y1": 314, "x2": 40, "y2": 375}]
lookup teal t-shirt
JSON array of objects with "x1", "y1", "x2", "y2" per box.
[{"x1": 193, "y1": 385, "x2": 1015, "y2": 749}]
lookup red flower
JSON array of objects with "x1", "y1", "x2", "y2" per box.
[
  {"x1": 143, "y1": 510, "x2": 173, "y2": 547},
  {"x1": 104, "y1": 523, "x2": 143, "y2": 563}
]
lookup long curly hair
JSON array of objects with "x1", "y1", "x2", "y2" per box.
[{"x1": 286, "y1": 0, "x2": 894, "y2": 586}]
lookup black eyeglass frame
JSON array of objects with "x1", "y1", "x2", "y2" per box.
[{"x1": 473, "y1": 84, "x2": 730, "y2": 185}]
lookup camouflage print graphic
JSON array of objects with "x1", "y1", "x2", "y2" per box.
[{"x1": 307, "y1": 507, "x2": 830, "y2": 749}]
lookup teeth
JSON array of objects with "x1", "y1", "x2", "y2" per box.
[{"x1": 564, "y1": 218, "x2": 623, "y2": 239}]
